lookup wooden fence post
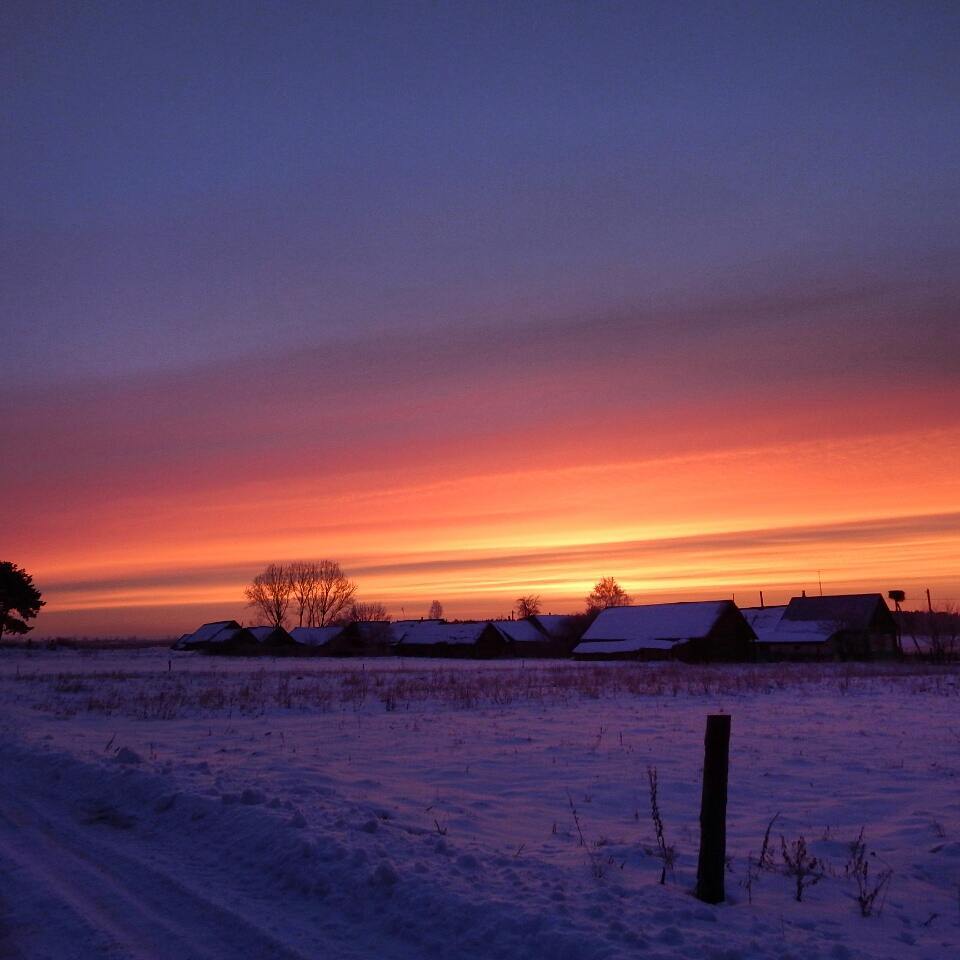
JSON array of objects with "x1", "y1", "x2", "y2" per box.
[{"x1": 695, "y1": 713, "x2": 731, "y2": 904}]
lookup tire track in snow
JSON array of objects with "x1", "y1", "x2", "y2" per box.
[{"x1": 0, "y1": 786, "x2": 315, "y2": 960}]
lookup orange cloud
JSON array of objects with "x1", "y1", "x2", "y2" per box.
[{"x1": 8, "y1": 295, "x2": 960, "y2": 635}]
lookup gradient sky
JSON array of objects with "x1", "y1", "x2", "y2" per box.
[{"x1": 3, "y1": 1, "x2": 959, "y2": 636}]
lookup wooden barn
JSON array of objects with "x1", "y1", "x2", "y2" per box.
[
  {"x1": 289, "y1": 625, "x2": 346, "y2": 653},
  {"x1": 743, "y1": 594, "x2": 898, "y2": 660},
  {"x1": 394, "y1": 620, "x2": 509, "y2": 659},
  {"x1": 247, "y1": 625, "x2": 297, "y2": 654},
  {"x1": 527, "y1": 614, "x2": 588, "y2": 655},
  {"x1": 487, "y1": 618, "x2": 556, "y2": 657},
  {"x1": 572, "y1": 601, "x2": 756, "y2": 661},
  {"x1": 175, "y1": 620, "x2": 259, "y2": 654},
  {"x1": 323, "y1": 620, "x2": 396, "y2": 657}
]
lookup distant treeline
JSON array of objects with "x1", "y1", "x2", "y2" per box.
[
  {"x1": 8, "y1": 636, "x2": 176, "y2": 650},
  {"x1": 899, "y1": 605, "x2": 960, "y2": 660}
]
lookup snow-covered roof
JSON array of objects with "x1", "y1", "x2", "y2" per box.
[
  {"x1": 178, "y1": 621, "x2": 247, "y2": 648},
  {"x1": 739, "y1": 605, "x2": 833, "y2": 644},
  {"x1": 290, "y1": 626, "x2": 343, "y2": 647},
  {"x1": 739, "y1": 594, "x2": 895, "y2": 645},
  {"x1": 740, "y1": 606, "x2": 787, "y2": 642},
  {"x1": 185, "y1": 620, "x2": 240, "y2": 645},
  {"x1": 247, "y1": 626, "x2": 292, "y2": 643},
  {"x1": 204, "y1": 625, "x2": 246, "y2": 645},
  {"x1": 487, "y1": 619, "x2": 545, "y2": 643},
  {"x1": 782, "y1": 594, "x2": 890, "y2": 630},
  {"x1": 530, "y1": 614, "x2": 575, "y2": 638},
  {"x1": 574, "y1": 601, "x2": 736, "y2": 654},
  {"x1": 388, "y1": 619, "x2": 443, "y2": 643},
  {"x1": 761, "y1": 619, "x2": 837, "y2": 644},
  {"x1": 395, "y1": 621, "x2": 491, "y2": 646}
]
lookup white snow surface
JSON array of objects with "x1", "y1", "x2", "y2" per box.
[
  {"x1": 531, "y1": 614, "x2": 575, "y2": 638},
  {"x1": 1, "y1": 648, "x2": 958, "y2": 960},
  {"x1": 487, "y1": 619, "x2": 546, "y2": 643},
  {"x1": 289, "y1": 625, "x2": 343, "y2": 647},
  {"x1": 741, "y1": 607, "x2": 839, "y2": 645},
  {"x1": 576, "y1": 601, "x2": 734, "y2": 653},
  {"x1": 179, "y1": 621, "x2": 241, "y2": 648},
  {"x1": 396, "y1": 621, "x2": 490, "y2": 646},
  {"x1": 761, "y1": 620, "x2": 837, "y2": 645},
  {"x1": 740, "y1": 606, "x2": 788, "y2": 641}
]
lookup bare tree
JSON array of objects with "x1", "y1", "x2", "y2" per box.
[
  {"x1": 924, "y1": 599, "x2": 959, "y2": 662},
  {"x1": 514, "y1": 595, "x2": 541, "y2": 618},
  {"x1": 428, "y1": 599, "x2": 444, "y2": 620},
  {"x1": 289, "y1": 561, "x2": 319, "y2": 628},
  {"x1": 350, "y1": 600, "x2": 389, "y2": 622},
  {"x1": 308, "y1": 560, "x2": 357, "y2": 626},
  {"x1": 245, "y1": 563, "x2": 293, "y2": 628},
  {"x1": 586, "y1": 576, "x2": 631, "y2": 612}
]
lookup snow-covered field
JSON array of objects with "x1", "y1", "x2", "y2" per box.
[{"x1": 1, "y1": 650, "x2": 958, "y2": 960}]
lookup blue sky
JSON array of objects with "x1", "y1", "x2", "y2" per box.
[
  {"x1": 3, "y1": 2, "x2": 959, "y2": 633},
  {"x1": 4, "y1": 1, "x2": 958, "y2": 383}
]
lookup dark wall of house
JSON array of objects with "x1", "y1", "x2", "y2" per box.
[
  {"x1": 756, "y1": 631, "x2": 897, "y2": 662},
  {"x1": 399, "y1": 626, "x2": 510, "y2": 659},
  {"x1": 678, "y1": 632, "x2": 753, "y2": 663},
  {"x1": 829, "y1": 630, "x2": 896, "y2": 660},
  {"x1": 509, "y1": 639, "x2": 561, "y2": 658},
  {"x1": 676, "y1": 604, "x2": 756, "y2": 662}
]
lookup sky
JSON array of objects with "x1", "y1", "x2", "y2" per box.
[{"x1": 3, "y1": 1, "x2": 959, "y2": 636}]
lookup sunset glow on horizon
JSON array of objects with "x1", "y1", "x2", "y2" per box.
[
  {"x1": 4, "y1": 2, "x2": 959, "y2": 636},
  {"x1": 12, "y1": 393, "x2": 960, "y2": 635}
]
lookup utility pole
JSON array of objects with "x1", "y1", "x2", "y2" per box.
[
  {"x1": 696, "y1": 715, "x2": 731, "y2": 904},
  {"x1": 888, "y1": 590, "x2": 905, "y2": 657}
]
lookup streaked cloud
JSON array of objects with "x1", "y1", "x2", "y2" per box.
[{"x1": 4, "y1": 3, "x2": 958, "y2": 635}]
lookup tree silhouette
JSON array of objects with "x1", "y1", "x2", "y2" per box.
[
  {"x1": 308, "y1": 560, "x2": 357, "y2": 626},
  {"x1": 350, "y1": 601, "x2": 389, "y2": 622},
  {"x1": 289, "y1": 561, "x2": 319, "y2": 628},
  {"x1": 245, "y1": 563, "x2": 293, "y2": 628},
  {"x1": 245, "y1": 560, "x2": 357, "y2": 628},
  {"x1": 428, "y1": 600, "x2": 444, "y2": 620},
  {"x1": 514, "y1": 595, "x2": 542, "y2": 618},
  {"x1": 0, "y1": 562, "x2": 45, "y2": 643},
  {"x1": 586, "y1": 577, "x2": 631, "y2": 612}
]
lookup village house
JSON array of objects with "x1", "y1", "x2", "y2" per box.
[
  {"x1": 741, "y1": 593, "x2": 899, "y2": 660},
  {"x1": 323, "y1": 620, "x2": 396, "y2": 656},
  {"x1": 174, "y1": 620, "x2": 259, "y2": 654},
  {"x1": 394, "y1": 620, "x2": 509, "y2": 658},
  {"x1": 527, "y1": 613, "x2": 586, "y2": 654},
  {"x1": 247, "y1": 625, "x2": 297, "y2": 652},
  {"x1": 289, "y1": 625, "x2": 346, "y2": 652},
  {"x1": 487, "y1": 618, "x2": 556, "y2": 656},
  {"x1": 572, "y1": 601, "x2": 756, "y2": 661}
]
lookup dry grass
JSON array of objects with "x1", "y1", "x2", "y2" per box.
[{"x1": 3, "y1": 658, "x2": 958, "y2": 720}]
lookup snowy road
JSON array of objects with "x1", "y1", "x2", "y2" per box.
[
  {"x1": 0, "y1": 739, "x2": 434, "y2": 960},
  {"x1": 0, "y1": 757, "x2": 325, "y2": 960},
  {"x1": 1, "y1": 652, "x2": 959, "y2": 960}
]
